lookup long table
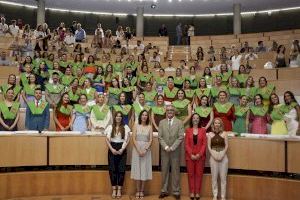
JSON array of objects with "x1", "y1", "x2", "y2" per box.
[{"x1": 0, "y1": 133, "x2": 300, "y2": 173}]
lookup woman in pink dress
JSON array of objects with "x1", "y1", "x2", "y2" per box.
[{"x1": 249, "y1": 94, "x2": 269, "y2": 134}]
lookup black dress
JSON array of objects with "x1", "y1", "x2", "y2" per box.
[{"x1": 0, "y1": 106, "x2": 18, "y2": 131}]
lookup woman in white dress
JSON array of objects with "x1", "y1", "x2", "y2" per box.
[
  {"x1": 131, "y1": 110, "x2": 153, "y2": 199},
  {"x1": 90, "y1": 93, "x2": 112, "y2": 133},
  {"x1": 283, "y1": 91, "x2": 300, "y2": 136}
]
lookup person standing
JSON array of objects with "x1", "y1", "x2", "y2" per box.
[
  {"x1": 105, "y1": 111, "x2": 130, "y2": 199},
  {"x1": 158, "y1": 105, "x2": 184, "y2": 200},
  {"x1": 159, "y1": 24, "x2": 168, "y2": 36},
  {"x1": 131, "y1": 110, "x2": 153, "y2": 199},
  {"x1": 25, "y1": 88, "x2": 50, "y2": 132},
  {"x1": 185, "y1": 113, "x2": 207, "y2": 200},
  {"x1": 176, "y1": 23, "x2": 182, "y2": 45},
  {"x1": 207, "y1": 118, "x2": 229, "y2": 200}
]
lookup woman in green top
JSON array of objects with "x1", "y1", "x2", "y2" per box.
[
  {"x1": 183, "y1": 80, "x2": 195, "y2": 105},
  {"x1": 21, "y1": 74, "x2": 40, "y2": 106},
  {"x1": 186, "y1": 66, "x2": 199, "y2": 90},
  {"x1": 143, "y1": 82, "x2": 157, "y2": 107},
  {"x1": 202, "y1": 67, "x2": 213, "y2": 87},
  {"x1": 72, "y1": 54, "x2": 84, "y2": 75},
  {"x1": 81, "y1": 78, "x2": 97, "y2": 103},
  {"x1": 233, "y1": 95, "x2": 250, "y2": 135},
  {"x1": 269, "y1": 93, "x2": 288, "y2": 135},
  {"x1": 122, "y1": 77, "x2": 137, "y2": 104},
  {"x1": 256, "y1": 76, "x2": 275, "y2": 106},
  {"x1": 151, "y1": 94, "x2": 165, "y2": 132},
  {"x1": 20, "y1": 63, "x2": 33, "y2": 87},
  {"x1": 172, "y1": 89, "x2": 192, "y2": 126},
  {"x1": 105, "y1": 64, "x2": 114, "y2": 91},
  {"x1": 219, "y1": 64, "x2": 232, "y2": 86},
  {"x1": 211, "y1": 75, "x2": 227, "y2": 103},
  {"x1": 174, "y1": 67, "x2": 184, "y2": 89},
  {"x1": 194, "y1": 95, "x2": 213, "y2": 131},
  {"x1": 132, "y1": 93, "x2": 151, "y2": 123},
  {"x1": 195, "y1": 78, "x2": 211, "y2": 106},
  {"x1": 236, "y1": 65, "x2": 249, "y2": 88},
  {"x1": 68, "y1": 78, "x2": 81, "y2": 105},
  {"x1": 93, "y1": 66, "x2": 105, "y2": 93},
  {"x1": 113, "y1": 92, "x2": 132, "y2": 127},
  {"x1": 107, "y1": 77, "x2": 122, "y2": 107},
  {"x1": 154, "y1": 68, "x2": 167, "y2": 94},
  {"x1": 228, "y1": 77, "x2": 241, "y2": 106},
  {"x1": 61, "y1": 66, "x2": 75, "y2": 87},
  {"x1": 1, "y1": 74, "x2": 21, "y2": 101},
  {"x1": 0, "y1": 88, "x2": 20, "y2": 131},
  {"x1": 113, "y1": 55, "x2": 124, "y2": 80},
  {"x1": 240, "y1": 76, "x2": 257, "y2": 105},
  {"x1": 76, "y1": 67, "x2": 87, "y2": 87},
  {"x1": 48, "y1": 61, "x2": 63, "y2": 83},
  {"x1": 137, "y1": 64, "x2": 153, "y2": 92}
]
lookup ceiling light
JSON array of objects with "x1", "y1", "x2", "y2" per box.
[{"x1": 168, "y1": 0, "x2": 172, "y2": 2}]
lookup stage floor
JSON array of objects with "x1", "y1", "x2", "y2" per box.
[{"x1": 8, "y1": 195, "x2": 232, "y2": 200}]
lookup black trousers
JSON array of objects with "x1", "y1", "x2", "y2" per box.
[{"x1": 108, "y1": 142, "x2": 127, "y2": 186}]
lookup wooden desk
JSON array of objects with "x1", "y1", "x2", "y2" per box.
[
  {"x1": 49, "y1": 135, "x2": 107, "y2": 165},
  {"x1": 0, "y1": 134, "x2": 47, "y2": 167},
  {"x1": 228, "y1": 137, "x2": 285, "y2": 172},
  {"x1": 287, "y1": 140, "x2": 300, "y2": 173}
]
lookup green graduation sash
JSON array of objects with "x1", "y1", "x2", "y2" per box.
[
  {"x1": 164, "y1": 87, "x2": 179, "y2": 99},
  {"x1": 195, "y1": 88, "x2": 210, "y2": 98},
  {"x1": 1, "y1": 84, "x2": 21, "y2": 99},
  {"x1": 130, "y1": 77, "x2": 137, "y2": 86},
  {"x1": 45, "y1": 84, "x2": 64, "y2": 94},
  {"x1": 59, "y1": 105, "x2": 73, "y2": 116},
  {"x1": 235, "y1": 105, "x2": 249, "y2": 117},
  {"x1": 122, "y1": 86, "x2": 135, "y2": 93},
  {"x1": 68, "y1": 89, "x2": 80, "y2": 102},
  {"x1": 126, "y1": 61, "x2": 137, "y2": 71},
  {"x1": 28, "y1": 100, "x2": 48, "y2": 115},
  {"x1": 240, "y1": 87, "x2": 257, "y2": 100},
  {"x1": 20, "y1": 73, "x2": 29, "y2": 86},
  {"x1": 113, "y1": 63, "x2": 123, "y2": 73},
  {"x1": 143, "y1": 90, "x2": 157, "y2": 102},
  {"x1": 155, "y1": 76, "x2": 167, "y2": 85},
  {"x1": 203, "y1": 75, "x2": 212, "y2": 85},
  {"x1": 235, "y1": 74, "x2": 249, "y2": 85},
  {"x1": 74, "y1": 104, "x2": 90, "y2": 114},
  {"x1": 151, "y1": 106, "x2": 166, "y2": 115},
  {"x1": 211, "y1": 86, "x2": 227, "y2": 98},
  {"x1": 59, "y1": 61, "x2": 69, "y2": 68},
  {"x1": 92, "y1": 104, "x2": 109, "y2": 120},
  {"x1": 23, "y1": 84, "x2": 39, "y2": 96},
  {"x1": 282, "y1": 102, "x2": 298, "y2": 113},
  {"x1": 133, "y1": 102, "x2": 150, "y2": 115},
  {"x1": 0, "y1": 101, "x2": 20, "y2": 119},
  {"x1": 81, "y1": 88, "x2": 96, "y2": 100},
  {"x1": 108, "y1": 87, "x2": 122, "y2": 96},
  {"x1": 139, "y1": 73, "x2": 152, "y2": 83},
  {"x1": 78, "y1": 76, "x2": 87, "y2": 86},
  {"x1": 214, "y1": 102, "x2": 233, "y2": 114},
  {"x1": 270, "y1": 104, "x2": 286, "y2": 121},
  {"x1": 185, "y1": 89, "x2": 195, "y2": 99},
  {"x1": 113, "y1": 105, "x2": 132, "y2": 115},
  {"x1": 228, "y1": 87, "x2": 240, "y2": 96},
  {"x1": 220, "y1": 70, "x2": 232, "y2": 82},
  {"x1": 172, "y1": 99, "x2": 190, "y2": 109},
  {"x1": 186, "y1": 76, "x2": 199, "y2": 88},
  {"x1": 195, "y1": 106, "x2": 212, "y2": 118},
  {"x1": 62, "y1": 75, "x2": 75, "y2": 86},
  {"x1": 45, "y1": 60, "x2": 53, "y2": 69},
  {"x1": 105, "y1": 75, "x2": 112, "y2": 83},
  {"x1": 49, "y1": 70, "x2": 63, "y2": 78},
  {"x1": 256, "y1": 84, "x2": 275, "y2": 99},
  {"x1": 250, "y1": 106, "x2": 268, "y2": 116},
  {"x1": 93, "y1": 75, "x2": 103, "y2": 83},
  {"x1": 174, "y1": 77, "x2": 184, "y2": 85}
]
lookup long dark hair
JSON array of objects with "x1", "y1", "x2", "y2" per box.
[
  {"x1": 268, "y1": 93, "x2": 279, "y2": 113},
  {"x1": 112, "y1": 111, "x2": 125, "y2": 139},
  {"x1": 56, "y1": 92, "x2": 70, "y2": 112},
  {"x1": 189, "y1": 113, "x2": 201, "y2": 128},
  {"x1": 284, "y1": 91, "x2": 298, "y2": 105},
  {"x1": 138, "y1": 110, "x2": 150, "y2": 125}
]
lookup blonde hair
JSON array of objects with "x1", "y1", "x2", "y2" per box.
[{"x1": 211, "y1": 117, "x2": 224, "y2": 133}]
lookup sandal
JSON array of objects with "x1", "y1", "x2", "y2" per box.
[
  {"x1": 116, "y1": 187, "x2": 122, "y2": 199},
  {"x1": 112, "y1": 188, "x2": 117, "y2": 199},
  {"x1": 139, "y1": 191, "x2": 144, "y2": 198},
  {"x1": 135, "y1": 192, "x2": 140, "y2": 199}
]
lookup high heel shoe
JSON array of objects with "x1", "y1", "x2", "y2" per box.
[{"x1": 111, "y1": 186, "x2": 117, "y2": 199}]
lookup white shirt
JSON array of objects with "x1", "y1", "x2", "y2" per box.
[
  {"x1": 105, "y1": 125, "x2": 130, "y2": 149},
  {"x1": 64, "y1": 35, "x2": 75, "y2": 45},
  {"x1": 245, "y1": 53, "x2": 258, "y2": 61},
  {"x1": 9, "y1": 25, "x2": 19, "y2": 36},
  {"x1": 149, "y1": 56, "x2": 161, "y2": 63},
  {"x1": 231, "y1": 54, "x2": 242, "y2": 71},
  {"x1": 95, "y1": 28, "x2": 104, "y2": 38},
  {"x1": 0, "y1": 23, "x2": 8, "y2": 36},
  {"x1": 90, "y1": 104, "x2": 112, "y2": 132},
  {"x1": 188, "y1": 26, "x2": 195, "y2": 37},
  {"x1": 136, "y1": 44, "x2": 145, "y2": 51}
]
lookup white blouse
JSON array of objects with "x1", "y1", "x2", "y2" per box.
[{"x1": 105, "y1": 125, "x2": 130, "y2": 149}]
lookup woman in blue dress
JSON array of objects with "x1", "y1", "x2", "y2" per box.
[
  {"x1": 112, "y1": 92, "x2": 132, "y2": 127},
  {"x1": 70, "y1": 94, "x2": 91, "y2": 133}
]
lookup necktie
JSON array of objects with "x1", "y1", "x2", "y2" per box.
[{"x1": 168, "y1": 119, "x2": 171, "y2": 128}]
